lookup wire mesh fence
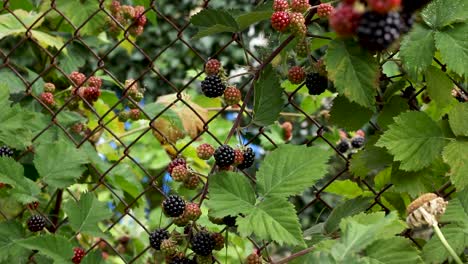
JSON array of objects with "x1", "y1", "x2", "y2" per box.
[{"x1": 0, "y1": 0, "x2": 461, "y2": 263}]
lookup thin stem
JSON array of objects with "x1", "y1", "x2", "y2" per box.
[
  {"x1": 432, "y1": 224, "x2": 463, "y2": 264},
  {"x1": 226, "y1": 71, "x2": 254, "y2": 80},
  {"x1": 272, "y1": 246, "x2": 315, "y2": 264},
  {"x1": 99, "y1": 125, "x2": 148, "y2": 145},
  {"x1": 205, "y1": 107, "x2": 306, "y2": 117}
]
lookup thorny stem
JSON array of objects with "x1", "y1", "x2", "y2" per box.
[
  {"x1": 432, "y1": 224, "x2": 463, "y2": 264},
  {"x1": 272, "y1": 246, "x2": 315, "y2": 264}
]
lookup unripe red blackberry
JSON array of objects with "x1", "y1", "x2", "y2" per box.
[
  {"x1": 163, "y1": 195, "x2": 186, "y2": 217},
  {"x1": 185, "y1": 202, "x2": 201, "y2": 221},
  {"x1": 43, "y1": 82, "x2": 55, "y2": 93},
  {"x1": 191, "y1": 231, "x2": 215, "y2": 256},
  {"x1": 237, "y1": 147, "x2": 255, "y2": 170},
  {"x1": 329, "y1": 4, "x2": 362, "y2": 37},
  {"x1": 82, "y1": 86, "x2": 101, "y2": 102},
  {"x1": 317, "y1": 3, "x2": 334, "y2": 18},
  {"x1": 0, "y1": 145, "x2": 14, "y2": 157},
  {"x1": 27, "y1": 215, "x2": 46, "y2": 232},
  {"x1": 204, "y1": 59, "x2": 221, "y2": 76},
  {"x1": 40, "y1": 92, "x2": 56, "y2": 107},
  {"x1": 224, "y1": 86, "x2": 242, "y2": 106},
  {"x1": 118, "y1": 111, "x2": 130, "y2": 122},
  {"x1": 149, "y1": 228, "x2": 170, "y2": 250},
  {"x1": 168, "y1": 158, "x2": 187, "y2": 174},
  {"x1": 271, "y1": 11, "x2": 290, "y2": 32},
  {"x1": 196, "y1": 143, "x2": 215, "y2": 160},
  {"x1": 171, "y1": 165, "x2": 189, "y2": 182},
  {"x1": 305, "y1": 73, "x2": 328, "y2": 95},
  {"x1": 201, "y1": 75, "x2": 226, "y2": 98},
  {"x1": 214, "y1": 145, "x2": 235, "y2": 168},
  {"x1": 289, "y1": 12, "x2": 307, "y2": 38},
  {"x1": 233, "y1": 149, "x2": 244, "y2": 166},
  {"x1": 356, "y1": 11, "x2": 402, "y2": 51},
  {"x1": 160, "y1": 239, "x2": 177, "y2": 256},
  {"x1": 133, "y1": 6, "x2": 147, "y2": 27},
  {"x1": 211, "y1": 233, "x2": 225, "y2": 251},
  {"x1": 273, "y1": 0, "x2": 289, "y2": 11},
  {"x1": 288, "y1": 66, "x2": 306, "y2": 84},
  {"x1": 87, "y1": 76, "x2": 102, "y2": 89},
  {"x1": 69, "y1": 71, "x2": 86, "y2": 87},
  {"x1": 183, "y1": 174, "x2": 200, "y2": 190},
  {"x1": 72, "y1": 247, "x2": 85, "y2": 264},
  {"x1": 129, "y1": 109, "x2": 141, "y2": 120},
  {"x1": 291, "y1": 0, "x2": 310, "y2": 13},
  {"x1": 245, "y1": 253, "x2": 262, "y2": 264},
  {"x1": 28, "y1": 201, "x2": 39, "y2": 210}
]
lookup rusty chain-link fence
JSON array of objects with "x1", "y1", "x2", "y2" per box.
[{"x1": 0, "y1": 0, "x2": 459, "y2": 263}]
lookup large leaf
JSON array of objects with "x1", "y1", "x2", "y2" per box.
[
  {"x1": 256, "y1": 144, "x2": 331, "y2": 198},
  {"x1": 0, "y1": 157, "x2": 40, "y2": 204},
  {"x1": 15, "y1": 234, "x2": 74, "y2": 263},
  {"x1": 349, "y1": 137, "x2": 393, "y2": 178},
  {"x1": 376, "y1": 111, "x2": 447, "y2": 171},
  {"x1": 425, "y1": 66, "x2": 453, "y2": 108},
  {"x1": 235, "y1": 7, "x2": 272, "y2": 31},
  {"x1": 190, "y1": 9, "x2": 239, "y2": 38},
  {"x1": 434, "y1": 23, "x2": 468, "y2": 78},
  {"x1": 253, "y1": 65, "x2": 284, "y2": 126},
  {"x1": 442, "y1": 141, "x2": 468, "y2": 190},
  {"x1": 34, "y1": 141, "x2": 88, "y2": 188},
  {"x1": 205, "y1": 172, "x2": 256, "y2": 218},
  {"x1": 63, "y1": 192, "x2": 113, "y2": 237},
  {"x1": 324, "y1": 197, "x2": 372, "y2": 234},
  {"x1": 237, "y1": 197, "x2": 305, "y2": 246},
  {"x1": 422, "y1": 224, "x2": 468, "y2": 263},
  {"x1": 55, "y1": 0, "x2": 106, "y2": 36},
  {"x1": 0, "y1": 221, "x2": 29, "y2": 263},
  {"x1": 329, "y1": 96, "x2": 374, "y2": 131},
  {"x1": 324, "y1": 39, "x2": 379, "y2": 108},
  {"x1": 448, "y1": 103, "x2": 468, "y2": 137},
  {"x1": 421, "y1": 0, "x2": 468, "y2": 29},
  {"x1": 365, "y1": 237, "x2": 423, "y2": 264},
  {"x1": 399, "y1": 25, "x2": 435, "y2": 78}
]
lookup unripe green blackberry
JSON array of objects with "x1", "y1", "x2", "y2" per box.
[
  {"x1": 183, "y1": 174, "x2": 200, "y2": 190},
  {"x1": 295, "y1": 40, "x2": 308, "y2": 57},
  {"x1": 289, "y1": 12, "x2": 307, "y2": 38},
  {"x1": 118, "y1": 111, "x2": 129, "y2": 122},
  {"x1": 163, "y1": 195, "x2": 186, "y2": 217},
  {"x1": 160, "y1": 239, "x2": 177, "y2": 256},
  {"x1": 171, "y1": 165, "x2": 189, "y2": 182},
  {"x1": 149, "y1": 228, "x2": 170, "y2": 250},
  {"x1": 132, "y1": 92, "x2": 144, "y2": 102},
  {"x1": 211, "y1": 233, "x2": 225, "y2": 251},
  {"x1": 173, "y1": 213, "x2": 190, "y2": 227},
  {"x1": 196, "y1": 143, "x2": 215, "y2": 160},
  {"x1": 185, "y1": 202, "x2": 201, "y2": 221},
  {"x1": 43, "y1": 82, "x2": 56, "y2": 93},
  {"x1": 191, "y1": 232, "x2": 215, "y2": 256},
  {"x1": 195, "y1": 255, "x2": 213, "y2": 264},
  {"x1": 27, "y1": 215, "x2": 46, "y2": 232}
]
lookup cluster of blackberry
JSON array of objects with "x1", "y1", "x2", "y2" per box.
[
  {"x1": 336, "y1": 130, "x2": 367, "y2": 157},
  {"x1": 270, "y1": 0, "x2": 310, "y2": 38},
  {"x1": 201, "y1": 59, "x2": 242, "y2": 106},
  {"x1": 108, "y1": 0, "x2": 147, "y2": 36},
  {"x1": 118, "y1": 79, "x2": 145, "y2": 122}
]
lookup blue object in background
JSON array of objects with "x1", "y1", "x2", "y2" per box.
[{"x1": 162, "y1": 172, "x2": 172, "y2": 195}]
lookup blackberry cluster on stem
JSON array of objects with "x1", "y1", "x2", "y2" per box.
[
  {"x1": 213, "y1": 145, "x2": 235, "y2": 168},
  {"x1": 191, "y1": 231, "x2": 215, "y2": 256},
  {"x1": 163, "y1": 195, "x2": 186, "y2": 217},
  {"x1": 149, "y1": 228, "x2": 170, "y2": 250}
]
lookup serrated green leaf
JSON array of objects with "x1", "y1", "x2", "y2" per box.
[
  {"x1": 377, "y1": 96, "x2": 410, "y2": 130},
  {"x1": 55, "y1": 0, "x2": 106, "y2": 36},
  {"x1": 63, "y1": 192, "x2": 112, "y2": 237},
  {"x1": 205, "y1": 172, "x2": 255, "y2": 218},
  {"x1": 325, "y1": 180, "x2": 364, "y2": 199},
  {"x1": 390, "y1": 163, "x2": 437, "y2": 197},
  {"x1": 329, "y1": 96, "x2": 374, "y2": 131},
  {"x1": 34, "y1": 141, "x2": 88, "y2": 188},
  {"x1": 349, "y1": 145, "x2": 393, "y2": 179},
  {"x1": 425, "y1": 66, "x2": 453, "y2": 108},
  {"x1": 0, "y1": 103, "x2": 38, "y2": 149},
  {"x1": 422, "y1": 224, "x2": 468, "y2": 263},
  {"x1": 81, "y1": 251, "x2": 104, "y2": 264},
  {"x1": 441, "y1": 198, "x2": 468, "y2": 226},
  {"x1": 235, "y1": 6, "x2": 272, "y2": 30},
  {"x1": 399, "y1": 24, "x2": 435, "y2": 78},
  {"x1": 190, "y1": 9, "x2": 238, "y2": 38},
  {"x1": 256, "y1": 144, "x2": 331, "y2": 198},
  {"x1": 0, "y1": 221, "x2": 29, "y2": 263},
  {"x1": 237, "y1": 197, "x2": 305, "y2": 246},
  {"x1": 365, "y1": 237, "x2": 423, "y2": 264},
  {"x1": 434, "y1": 23, "x2": 468, "y2": 78},
  {"x1": 421, "y1": 0, "x2": 468, "y2": 29},
  {"x1": 0, "y1": 157, "x2": 40, "y2": 204},
  {"x1": 253, "y1": 65, "x2": 284, "y2": 126},
  {"x1": 324, "y1": 197, "x2": 372, "y2": 234},
  {"x1": 16, "y1": 234, "x2": 74, "y2": 263},
  {"x1": 442, "y1": 141, "x2": 468, "y2": 190},
  {"x1": 448, "y1": 103, "x2": 468, "y2": 137},
  {"x1": 376, "y1": 111, "x2": 447, "y2": 171},
  {"x1": 0, "y1": 10, "x2": 43, "y2": 39},
  {"x1": 324, "y1": 39, "x2": 379, "y2": 108}
]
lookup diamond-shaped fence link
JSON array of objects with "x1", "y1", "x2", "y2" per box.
[{"x1": 0, "y1": 0, "x2": 458, "y2": 263}]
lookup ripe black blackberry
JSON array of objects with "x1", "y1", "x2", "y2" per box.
[
  {"x1": 149, "y1": 228, "x2": 170, "y2": 250},
  {"x1": 191, "y1": 231, "x2": 215, "y2": 256},
  {"x1": 214, "y1": 145, "x2": 235, "y2": 168},
  {"x1": 237, "y1": 147, "x2": 255, "y2": 170},
  {"x1": 305, "y1": 73, "x2": 328, "y2": 95},
  {"x1": 336, "y1": 140, "x2": 350, "y2": 153},
  {"x1": 223, "y1": 215, "x2": 237, "y2": 227},
  {"x1": 169, "y1": 255, "x2": 193, "y2": 264},
  {"x1": 163, "y1": 195, "x2": 186, "y2": 217},
  {"x1": 402, "y1": 0, "x2": 432, "y2": 13},
  {"x1": 201, "y1": 75, "x2": 226, "y2": 98},
  {"x1": 356, "y1": 11, "x2": 402, "y2": 51},
  {"x1": 351, "y1": 137, "x2": 365, "y2": 148},
  {"x1": 27, "y1": 215, "x2": 46, "y2": 232},
  {"x1": 399, "y1": 11, "x2": 415, "y2": 34},
  {"x1": 0, "y1": 145, "x2": 14, "y2": 157}
]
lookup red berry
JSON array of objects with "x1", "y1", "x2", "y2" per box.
[
  {"x1": 82, "y1": 86, "x2": 101, "y2": 102},
  {"x1": 168, "y1": 158, "x2": 186, "y2": 174},
  {"x1": 72, "y1": 247, "x2": 85, "y2": 264},
  {"x1": 69, "y1": 71, "x2": 86, "y2": 87},
  {"x1": 171, "y1": 164, "x2": 188, "y2": 181},
  {"x1": 43, "y1": 82, "x2": 55, "y2": 93},
  {"x1": 271, "y1": 11, "x2": 290, "y2": 32},
  {"x1": 196, "y1": 143, "x2": 215, "y2": 160},
  {"x1": 28, "y1": 201, "x2": 39, "y2": 210},
  {"x1": 281, "y1": 122, "x2": 293, "y2": 141},
  {"x1": 367, "y1": 0, "x2": 401, "y2": 13},
  {"x1": 317, "y1": 3, "x2": 334, "y2": 18},
  {"x1": 40, "y1": 92, "x2": 56, "y2": 107},
  {"x1": 185, "y1": 202, "x2": 201, "y2": 221},
  {"x1": 288, "y1": 66, "x2": 306, "y2": 84},
  {"x1": 329, "y1": 4, "x2": 362, "y2": 37},
  {"x1": 211, "y1": 233, "x2": 225, "y2": 251},
  {"x1": 110, "y1": 0, "x2": 121, "y2": 13},
  {"x1": 87, "y1": 76, "x2": 102, "y2": 89},
  {"x1": 233, "y1": 149, "x2": 244, "y2": 166},
  {"x1": 205, "y1": 59, "x2": 221, "y2": 75},
  {"x1": 273, "y1": 0, "x2": 289, "y2": 11},
  {"x1": 289, "y1": 12, "x2": 307, "y2": 38},
  {"x1": 134, "y1": 6, "x2": 147, "y2": 26},
  {"x1": 223, "y1": 86, "x2": 242, "y2": 106},
  {"x1": 183, "y1": 174, "x2": 200, "y2": 190},
  {"x1": 129, "y1": 109, "x2": 140, "y2": 120},
  {"x1": 246, "y1": 253, "x2": 262, "y2": 264},
  {"x1": 291, "y1": 0, "x2": 310, "y2": 13}
]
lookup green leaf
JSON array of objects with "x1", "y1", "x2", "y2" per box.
[
  {"x1": 34, "y1": 141, "x2": 88, "y2": 188},
  {"x1": 324, "y1": 197, "x2": 372, "y2": 234},
  {"x1": 256, "y1": 144, "x2": 331, "y2": 198},
  {"x1": 63, "y1": 192, "x2": 112, "y2": 237},
  {"x1": 0, "y1": 221, "x2": 29, "y2": 263},
  {"x1": 0, "y1": 157, "x2": 40, "y2": 204},
  {"x1": 324, "y1": 39, "x2": 379, "y2": 108},
  {"x1": 325, "y1": 180, "x2": 364, "y2": 199},
  {"x1": 237, "y1": 197, "x2": 305, "y2": 246},
  {"x1": 190, "y1": 9, "x2": 239, "y2": 38},
  {"x1": 365, "y1": 237, "x2": 423, "y2": 264},
  {"x1": 425, "y1": 66, "x2": 453, "y2": 108},
  {"x1": 442, "y1": 141, "x2": 468, "y2": 190},
  {"x1": 0, "y1": 103, "x2": 38, "y2": 149},
  {"x1": 349, "y1": 144, "x2": 393, "y2": 179},
  {"x1": 329, "y1": 96, "x2": 374, "y2": 131},
  {"x1": 235, "y1": 5, "x2": 272, "y2": 30},
  {"x1": 30, "y1": 30, "x2": 64, "y2": 50},
  {"x1": 0, "y1": 70, "x2": 26, "y2": 94},
  {"x1": 55, "y1": 0, "x2": 106, "y2": 36},
  {"x1": 205, "y1": 172, "x2": 256, "y2": 218},
  {"x1": 376, "y1": 111, "x2": 447, "y2": 171},
  {"x1": 16, "y1": 234, "x2": 74, "y2": 263},
  {"x1": 422, "y1": 224, "x2": 468, "y2": 263},
  {"x1": 253, "y1": 65, "x2": 284, "y2": 126},
  {"x1": 434, "y1": 23, "x2": 468, "y2": 78},
  {"x1": 399, "y1": 24, "x2": 435, "y2": 78},
  {"x1": 421, "y1": 0, "x2": 468, "y2": 29},
  {"x1": 441, "y1": 196, "x2": 468, "y2": 226},
  {"x1": 390, "y1": 163, "x2": 437, "y2": 197},
  {"x1": 0, "y1": 10, "x2": 43, "y2": 39},
  {"x1": 448, "y1": 103, "x2": 468, "y2": 137},
  {"x1": 81, "y1": 251, "x2": 104, "y2": 264},
  {"x1": 377, "y1": 96, "x2": 410, "y2": 130}
]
